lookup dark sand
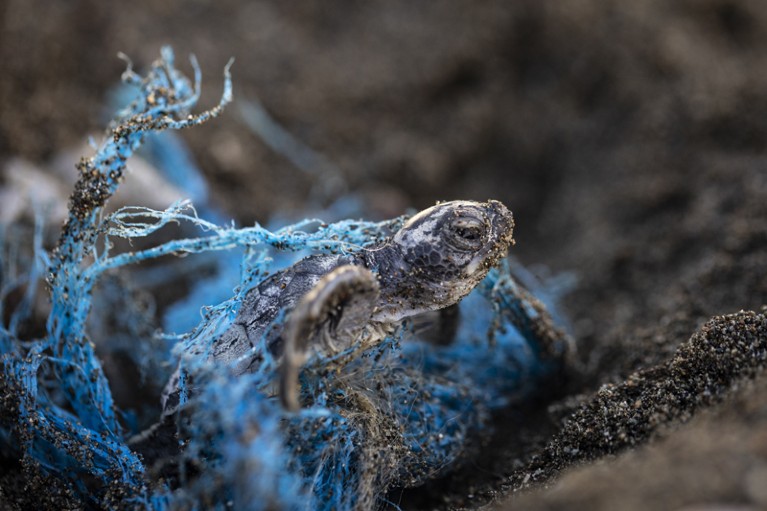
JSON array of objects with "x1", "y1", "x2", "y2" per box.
[{"x1": 2, "y1": 1, "x2": 767, "y2": 509}]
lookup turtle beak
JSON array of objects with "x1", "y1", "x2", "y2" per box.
[{"x1": 487, "y1": 199, "x2": 515, "y2": 248}]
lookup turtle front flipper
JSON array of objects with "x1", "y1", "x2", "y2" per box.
[
  {"x1": 411, "y1": 304, "x2": 461, "y2": 346},
  {"x1": 280, "y1": 265, "x2": 380, "y2": 411}
]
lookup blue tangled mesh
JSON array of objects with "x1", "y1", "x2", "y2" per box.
[{"x1": 0, "y1": 48, "x2": 570, "y2": 510}]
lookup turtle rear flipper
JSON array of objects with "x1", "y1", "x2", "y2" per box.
[{"x1": 280, "y1": 265, "x2": 380, "y2": 411}]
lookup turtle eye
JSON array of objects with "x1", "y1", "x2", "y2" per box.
[{"x1": 444, "y1": 215, "x2": 486, "y2": 252}]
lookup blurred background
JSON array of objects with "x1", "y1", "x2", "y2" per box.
[
  {"x1": 2, "y1": 1, "x2": 767, "y2": 509},
  {"x1": 2, "y1": 0, "x2": 766, "y2": 250}
]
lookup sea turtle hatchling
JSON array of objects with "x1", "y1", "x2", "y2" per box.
[{"x1": 163, "y1": 199, "x2": 515, "y2": 412}]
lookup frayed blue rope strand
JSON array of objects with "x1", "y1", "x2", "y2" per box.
[{"x1": 1, "y1": 47, "x2": 232, "y2": 508}]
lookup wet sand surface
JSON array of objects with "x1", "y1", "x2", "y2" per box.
[{"x1": 2, "y1": 1, "x2": 767, "y2": 509}]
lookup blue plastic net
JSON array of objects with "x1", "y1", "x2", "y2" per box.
[{"x1": 0, "y1": 47, "x2": 570, "y2": 510}]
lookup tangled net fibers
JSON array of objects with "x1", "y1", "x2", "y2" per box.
[{"x1": 0, "y1": 48, "x2": 570, "y2": 510}]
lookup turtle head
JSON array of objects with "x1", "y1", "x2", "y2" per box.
[{"x1": 372, "y1": 199, "x2": 514, "y2": 321}]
